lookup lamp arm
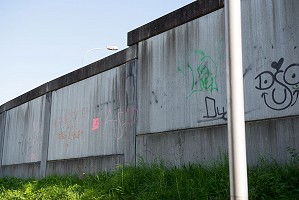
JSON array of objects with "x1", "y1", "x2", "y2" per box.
[{"x1": 81, "y1": 48, "x2": 103, "y2": 67}]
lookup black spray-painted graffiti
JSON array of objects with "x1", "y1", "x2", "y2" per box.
[
  {"x1": 255, "y1": 58, "x2": 299, "y2": 110},
  {"x1": 203, "y1": 96, "x2": 227, "y2": 121},
  {"x1": 178, "y1": 50, "x2": 218, "y2": 98}
]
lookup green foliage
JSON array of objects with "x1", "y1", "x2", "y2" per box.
[{"x1": 0, "y1": 151, "x2": 298, "y2": 200}]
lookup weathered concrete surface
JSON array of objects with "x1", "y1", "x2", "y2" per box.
[
  {"x1": 245, "y1": 116, "x2": 299, "y2": 164},
  {"x1": 136, "y1": 116, "x2": 299, "y2": 166},
  {"x1": 0, "y1": 0, "x2": 298, "y2": 178},
  {"x1": 127, "y1": 0, "x2": 224, "y2": 46},
  {"x1": 124, "y1": 60, "x2": 138, "y2": 165},
  {"x1": 241, "y1": 0, "x2": 299, "y2": 121},
  {"x1": 137, "y1": 0, "x2": 299, "y2": 135},
  {"x1": 0, "y1": 45, "x2": 137, "y2": 113},
  {"x1": 136, "y1": 127, "x2": 228, "y2": 166},
  {"x1": 48, "y1": 66, "x2": 126, "y2": 160},
  {"x1": 46, "y1": 155, "x2": 124, "y2": 176},
  {"x1": 1, "y1": 162, "x2": 40, "y2": 179},
  {"x1": 137, "y1": 9, "x2": 227, "y2": 135},
  {"x1": 2, "y1": 96, "x2": 47, "y2": 165}
]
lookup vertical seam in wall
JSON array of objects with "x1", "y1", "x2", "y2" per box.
[
  {"x1": 134, "y1": 52, "x2": 138, "y2": 167},
  {"x1": 40, "y1": 92, "x2": 52, "y2": 178},
  {"x1": 0, "y1": 111, "x2": 6, "y2": 177},
  {"x1": 134, "y1": 42, "x2": 139, "y2": 167}
]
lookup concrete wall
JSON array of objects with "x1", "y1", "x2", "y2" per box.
[
  {"x1": 0, "y1": 0, "x2": 298, "y2": 178},
  {"x1": 137, "y1": 1, "x2": 299, "y2": 132},
  {"x1": 48, "y1": 66, "x2": 125, "y2": 161},
  {"x1": 134, "y1": 0, "x2": 299, "y2": 165},
  {"x1": 0, "y1": 45, "x2": 137, "y2": 178},
  {"x1": 2, "y1": 96, "x2": 47, "y2": 165},
  {"x1": 46, "y1": 60, "x2": 138, "y2": 175}
]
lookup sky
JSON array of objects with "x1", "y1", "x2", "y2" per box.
[{"x1": 0, "y1": 0, "x2": 193, "y2": 106}]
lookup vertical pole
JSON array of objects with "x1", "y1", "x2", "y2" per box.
[{"x1": 224, "y1": 0, "x2": 248, "y2": 199}]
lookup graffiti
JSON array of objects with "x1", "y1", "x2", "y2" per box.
[
  {"x1": 57, "y1": 130, "x2": 84, "y2": 149},
  {"x1": 255, "y1": 58, "x2": 299, "y2": 110},
  {"x1": 92, "y1": 118, "x2": 100, "y2": 131},
  {"x1": 178, "y1": 50, "x2": 218, "y2": 98},
  {"x1": 57, "y1": 130, "x2": 84, "y2": 140},
  {"x1": 203, "y1": 96, "x2": 227, "y2": 121},
  {"x1": 52, "y1": 105, "x2": 137, "y2": 149},
  {"x1": 52, "y1": 107, "x2": 89, "y2": 128},
  {"x1": 91, "y1": 107, "x2": 138, "y2": 140},
  {"x1": 53, "y1": 107, "x2": 88, "y2": 147}
]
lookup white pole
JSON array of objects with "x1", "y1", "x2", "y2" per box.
[{"x1": 224, "y1": 0, "x2": 248, "y2": 199}]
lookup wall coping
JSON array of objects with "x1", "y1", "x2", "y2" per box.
[
  {"x1": 0, "y1": 45, "x2": 137, "y2": 113},
  {"x1": 127, "y1": 0, "x2": 224, "y2": 46}
]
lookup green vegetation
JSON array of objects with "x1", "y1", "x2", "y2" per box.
[{"x1": 0, "y1": 152, "x2": 298, "y2": 200}]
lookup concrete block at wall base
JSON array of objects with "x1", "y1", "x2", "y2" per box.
[
  {"x1": 1, "y1": 162, "x2": 40, "y2": 179},
  {"x1": 46, "y1": 154, "x2": 124, "y2": 177},
  {"x1": 136, "y1": 126, "x2": 228, "y2": 167},
  {"x1": 246, "y1": 116, "x2": 299, "y2": 164},
  {"x1": 136, "y1": 116, "x2": 299, "y2": 166}
]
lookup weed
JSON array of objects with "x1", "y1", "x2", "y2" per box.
[{"x1": 0, "y1": 151, "x2": 298, "y2": 199}]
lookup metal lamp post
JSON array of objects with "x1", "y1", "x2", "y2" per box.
[
  {"x1": 81, "y1": 46, "x2": 118, "y2": 67},
  {"x1": 225, "y1": 0, "x2": 249, "y2": 199}
]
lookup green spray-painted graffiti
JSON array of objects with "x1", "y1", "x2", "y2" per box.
[{"x1": 178, "y1": 50, "x2": 218, "y2": 98}]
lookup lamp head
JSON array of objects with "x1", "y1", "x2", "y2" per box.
[{"x1": 106, "y1": 46, "x2": 118, "y2": 50}]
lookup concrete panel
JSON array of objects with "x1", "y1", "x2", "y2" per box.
[
  {"x1": 1, "y1": 162, "x2": 40, "y2": 179},
  {"x1": 46, "y1": 155, "x2": 124, "y2": 176},
  {"x1": 48, "y1": 64, "x2": 133, "y2": 160},
  {"x1": 136, "y1": 127, "x2": 228, "y2": 166},
  {"x1": 2, "y1": 96, "x2": 47, "y2": 165},
  {"x1": 136, "y1": 116, "x2": 299, "y2": 166},
  {"x1": 241, "y1": 0, "x2": 299, "y2": 121},
  {"x1": 246, "y1": 116, "x2": 299, "y2": 164},
  {"x1": 137, "y1": 1, "x2": 299, "y2": 135},
  {"x1": 137, "y1": 9, "x2": 227, "y2": 135}
]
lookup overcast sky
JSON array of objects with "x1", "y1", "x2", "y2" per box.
[{"x1": 0, "y1": 0, "x2": 193, "y2": 105}]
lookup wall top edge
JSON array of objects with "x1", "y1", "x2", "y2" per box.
[
  {"x1": 0, "y1": 45, "x2": 138, "y2": 113},
  {"x1": 127, "y1": 0, "x2": 224, "y2": 46}
]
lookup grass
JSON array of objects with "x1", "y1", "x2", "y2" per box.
[{"x1": 0, "y1": 151, "x2": 298, "y2": 200}]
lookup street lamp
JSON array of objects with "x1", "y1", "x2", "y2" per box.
[
  {"x1": 81, "y1": 46, "x2": 118, "y2": 67},
  {"x1": 225, "y1": 0, "x2": 248, "y2": 199}
]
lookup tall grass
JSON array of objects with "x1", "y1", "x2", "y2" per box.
[{"x1": 0, "y1": 151, "x2": 298, "y2": 200}]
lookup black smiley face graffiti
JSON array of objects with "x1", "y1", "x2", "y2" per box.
[
  {"x1": 255, "y1": 58, "x2": 299, "y2": 110},
  {"x1": 284, "y1": 64, "x2": 299, "y2": 106},
  {"x1": 255, "y1": 71, "x2": 275, "y2": 90},
  {"x1": 284, "y1": 64, "x2": 299, "y2": 85}
]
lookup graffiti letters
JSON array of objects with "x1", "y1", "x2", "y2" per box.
[
  {"x1": 203, "y1": 96, "x2": 227, "y2": 121},
  {"x1": 178, "y1": 50, "x2": 218, "y2": 98},
  {"x1": 57, "y1": 130, "x2": 84, "y2": 141},
  {"x1": 255, "y1": 58, "x2": 299, "y2": 110},
  {"x1": 91, "y1": 107, "x2": 138, "y2": 140}
]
